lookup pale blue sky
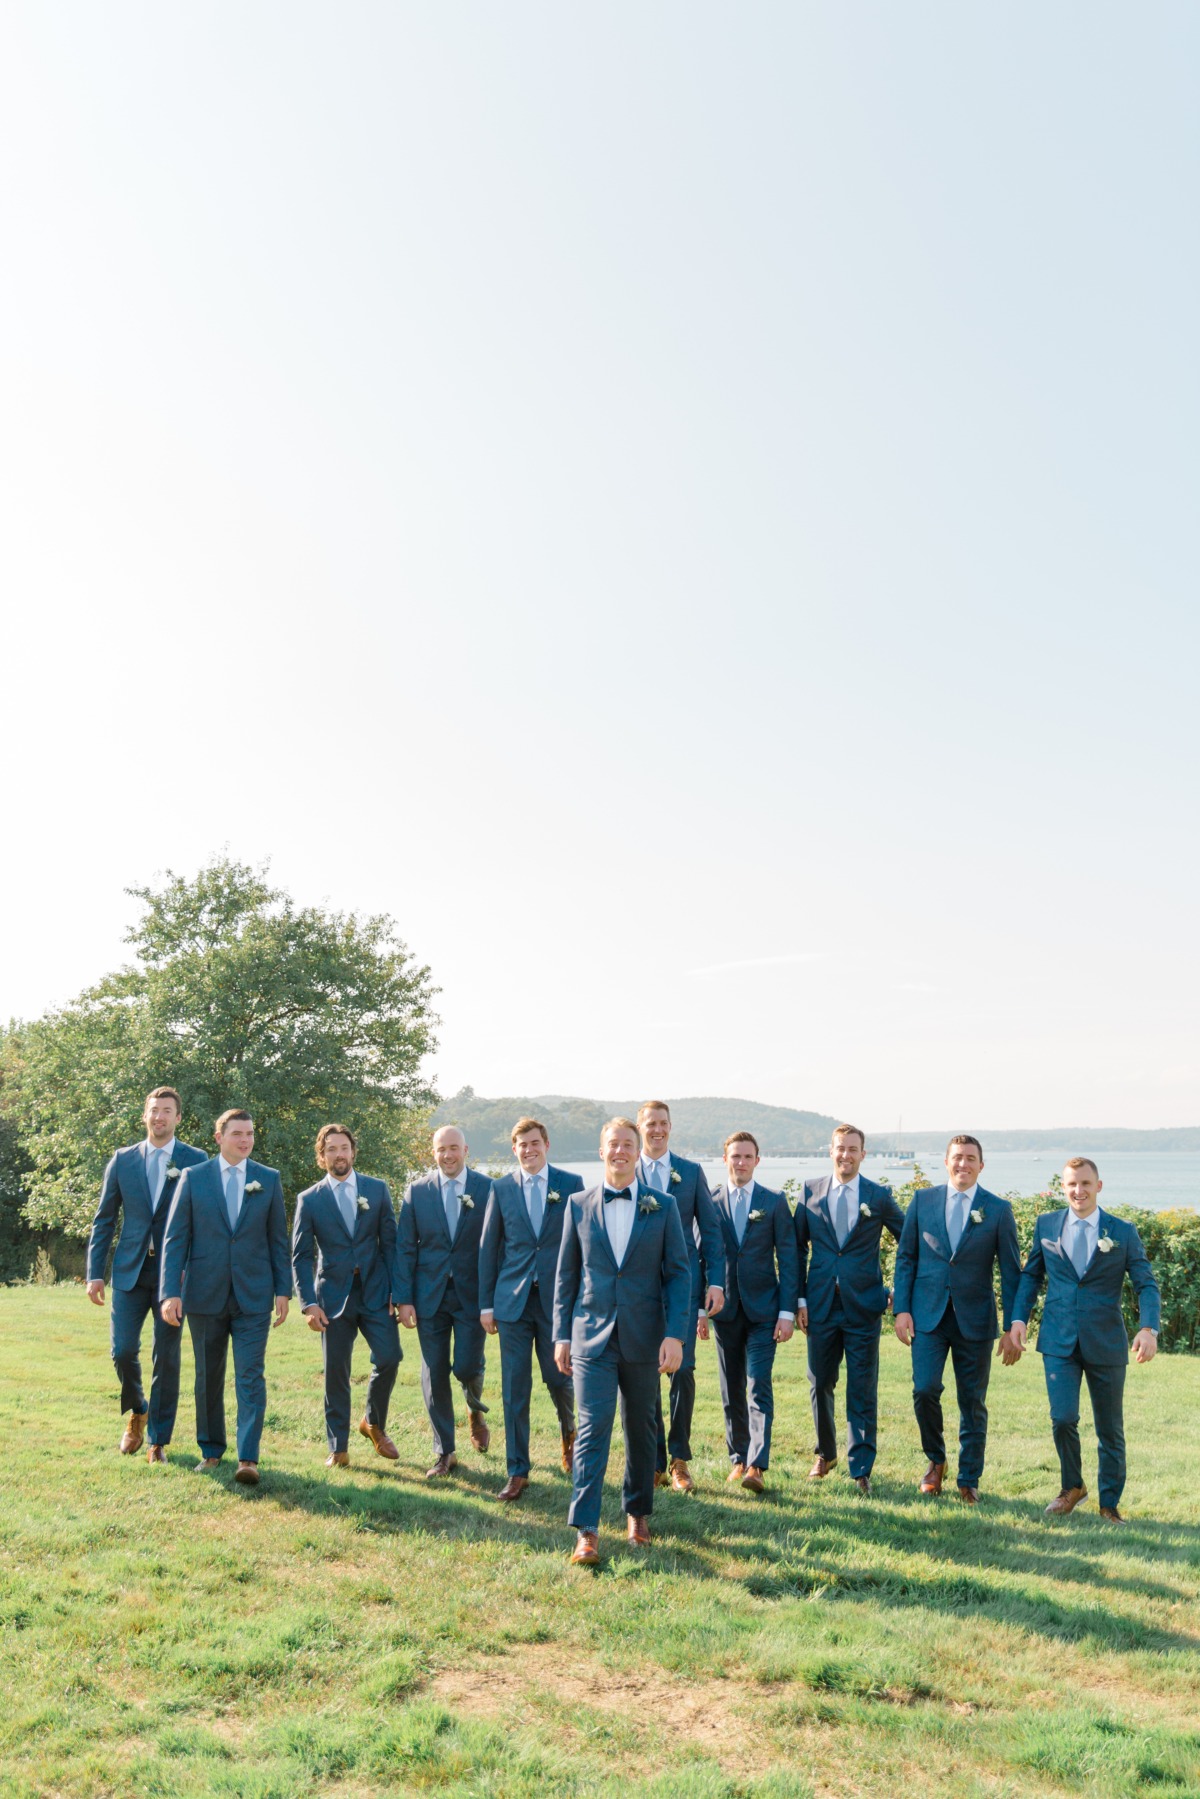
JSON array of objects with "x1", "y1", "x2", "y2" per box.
[{"x1": 2, "y1": 5, "x2": 1196, "y2": 1129}]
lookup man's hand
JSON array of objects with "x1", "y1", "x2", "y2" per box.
[
  {"x1": 1008, "y1": 1321, "x2": 1028, "y2": 1354},
  {"x1": 274, "y1": 1296, "x2": 289, "y2": 1327},
  {"x1": 86, "y1": 1280, "x2": 105, "y2": 1307},
  {"x1": 305, "y1": 1305, "x2": 329, "y2": 1333},
  {"x1": 480, "y1": 1309, "x2": 498, "y2": 1335},
  {"x1": 554, "y1": 1341, "x2": 572, "y2": 1376},
  {"x1": 696, "y1": 1310, "x2": 710, "y2": 1344},
  {"x1": 797, "y1": 1301, "x2": 809, "y2": 1336},
  {"x1": 704, "y1": 1285, "x2": 724, "y2": 1318},
  {"x1": 997, "y1": 1329, "x2": 1022, "y2": 1365},
  {"x1": 659, "y1": 1336, "x2": 683, "y2": 1374},
  {"x1": 893, "y1": 1311, "x2": 915, "y2": 1347},
  {"x1": 397, "y1": 1304, "x2": 416, "y2": 1329},
  {"x1": 161, "y1": 1298, "x2": 183, "y2": 1328},
  {"x1": 774, "y1": 1315, "x2": 795, "y2": 1344},
  {"x1": 1133, "y1": 1329, "x2": 1158, "y2": 1364}
]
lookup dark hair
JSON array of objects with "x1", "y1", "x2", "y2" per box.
[
  {"x1": 724, "y1": 1130, "x2": 760, "y2": 1154},
  {"x1": 316, "y1": 1122, "x2": 357, "y2": 1166},
  {"x1": 145, "y1": 1086, "x2": 182, "y2": 1111},
  {"x1": 946, "y1": 1134, "x2": 983, "y2": 1159},
  {"x1": 511, "y1": 1116, "x2": 550, "y2": 1146},
  {"x1": 215, "y1": 1108, "x2": 253, "y2": 1136}
]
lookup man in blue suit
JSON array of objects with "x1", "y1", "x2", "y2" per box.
[
  {"x1": 637, "y1": 1101, "x2": 725, "y2": 1494},
  {"x1": 292, "y1": 1122, "x2": 403, "y2": 1469},
  {"x1": 160, "y1": 1108, "x2": 291, "y2": 1485},
  {"x1": 86, "y1": 1086, "x2": 207, "y2": 1462},
  {"x1": 892, "y1": 1134, "x2": 1022, "y2": 1503},
  {"x1": 1011, "y1": 1156, "x2": 1160, "y2": 1522},
  {"x1": 395, "y1": 1125, "x2": 493, "y2": 1478},
  {"x1": 553, "y1": 1116, "x2": 691, "y2": 1564},
  {"x1": 479, "y1": 1116, "x2": 584, "y2": 1500},
  {"x1": 795, "y1": 1124, "x2": 906, "y2": 1495},
  {"x1": 708, "y1": 1130, "x2": 799, "y2": 1494}
]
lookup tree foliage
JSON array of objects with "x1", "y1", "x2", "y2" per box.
[{"x1": 4, "y1": 859, "x2": 439, "y2": 1236}]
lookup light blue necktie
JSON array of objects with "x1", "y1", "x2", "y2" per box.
[
  {"x1": 1070, "y1": 1218, "x2": 1090, "y2": 1277},
  {"x1": 734, "y1": 1188, "x2": 748, "y2": 1244},
  {"x1": 833, "y1": 1183, "x2": 850, "y2": 1247},
  {"x1": 147, "y1": 1148, "x2": 163, "y2": 1211},
  {"x1": 649, "y1": 1162, "x2": 666, "y2": 1194},
  {"x1": 336, "y1": 1180, "x2": 356, "y2": 1234},
  {"x1": 949, "y1": 1192, "x2": 969, "y2": 1253},
  {"x1": 527, "y1": 1176, "x2": 544, "y2": 1235},
  {"x1": 443, "y1": 1179, "x2": 460, "y2": 1239},
  {"x1": 225, "y1": 1169, "x2": 240, "y2": 1232}
]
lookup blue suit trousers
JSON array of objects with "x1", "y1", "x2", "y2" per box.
[
  {"x1": 1044, "y1": 1351, "x2": 1128, "y2": 1508},
  {"x1": 807, "y1": 1294, "x2": 882, "y2": 1479},
  {"x1": 713, "y1": 1313, "x2": 778, "y2": 1472},
  {"x1": 187, "y1": 1303, "x2": 273, "y2": 1463},
  {"x1": 654, "y1": 1287, "x2": 699, "y2": 1469},
  {"x1": 497, "y1": 1286, "x2": 574, "y2": 1478},
  {"x1": 416, "y1": 1292, "x2": 487, "y2": 1457},
  {"x1": 568, "y1": 1341, "x2": 659, "y2": 1531},
  {"x1": 911, "y1": 1300, "x2": 992, "y2": 1487},
  {"x1": 321, "y1": 1276, "x2": 402, "y2": 1453},
  {"x1": 111, "y1": 1267, "x2": 182, "y2": 1444}
]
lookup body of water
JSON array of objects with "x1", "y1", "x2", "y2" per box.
[{"x1": 558, "y1": 1150, "x2": 1199, "y2": 1212}]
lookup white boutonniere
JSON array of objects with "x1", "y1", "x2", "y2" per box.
[
  {"x1": 859, "y1": 1203, "x2": 872, "y2": 1219},
  {"x1": 970, "y1": 1208, "x2": 984, "y2": 1225},
  {"x1": 357, "y1": 1197, "x2": 370, "y2": 1213},
  {"x1": 245, "y1": 1180, "x2": 263, "y2": 1194},
  {"x1": 747, "y1": 1208, "x2": 765, "y2": 1224},
  {"x1": 638, "y1": 1196, "x2": 661, "y2": 1215},
  {"x1": 1097, "y1": 1233, "x2": 1114, "y2": 1254},
  {"x1": 546, "y1": 1189, "x2": 563, "y2": 1205},
  {"x1": 165, "y1": 1164, "x2": 180, "y2": 1181},
  {"x1": 461, "y1": 1194, "x2": 475, "y2": 1211},
  {"x1": 670, "y1": 1169, "x2": 682, "y2": 1186}
]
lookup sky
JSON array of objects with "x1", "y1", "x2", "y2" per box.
[{"x1": 1, "y1": 5, "x2": 1197, "y2": 1131}]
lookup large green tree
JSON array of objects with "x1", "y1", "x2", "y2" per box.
[{"x1": 5, "y1": 859, "x2": 439, "y2": 1237}]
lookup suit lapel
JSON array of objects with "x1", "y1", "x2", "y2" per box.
[
  {"x1": 713, "y1": 1183, "x2": 742, "y2": 1254},
  {"x1": 128, "y1": 1146, "x2": 152, "y2": 1208},
  {"x1": 325, "y1": 1174, "x2": 355, "y2": 1242},
  {"x1": 622, "y1": 1184, "x2": 656, "y2": 1266},
  {"x1": 929, "y1": 1188, "x2": 953, "y2": 1260},
  {"x1": 590, "y1": 1188, "x2": 619, "y2": 1271},
  {"x1": 811, "y1": 1176, "x2": 836, "y2": 1240}
]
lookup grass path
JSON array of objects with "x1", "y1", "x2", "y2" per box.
[{"x1": 2, "y1": 1287, "x2": 1198, "y2": 1797}]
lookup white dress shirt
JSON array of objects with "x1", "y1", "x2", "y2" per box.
[
  {"x1": 603, "y1": 1185, "x2": 637, "y2": 1266},
  {"x1": 143, "y1": 1136, "x2": 177, "y2": 1210},
  {"x1": 329, "y1": 1169, "x2": 359, "y2": 1205},
  {"x1": 639, "y1": 1153, "x2": 672, "y2": 1193},
  {"x1": 218, "y1": 1155, "x2": 247, "y2": 1220}
]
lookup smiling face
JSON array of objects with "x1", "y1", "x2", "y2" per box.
[
  {"x1": 218, "y1": 1116, "x2": 255, "y2": 1166},
  {"x1": 725, "y1": 1138, "x2": 760, "y2": 1188},
  {"x1": 601, "y1": 1123, "x2": 641, "y2": 1189},
  {"x1": 639, "y1": 1107, "x2": 671, "y2": 1160},
  {"x1": 514, "y1": 1128, "x2": 548, "y2": 1177},
  {"x1": 143, "y1": 1093, "x2": 181, "y2": 1148},
  {"x1": 831, "y1": 1130, "x2": 865, "y2": 1183},
  {"x1": 1063, "y1": 1161, "x2": 1102, "y2": 1218},
  {"x1": 433, "y1": 1127, "x2": 468, "y2": 1179},
  {"x1": 945, "y1": 1141, "x2": 983, "y2": 1192},
  {"x1": 321, "y1": 1131, "x2": 356, "y2": 1179}
]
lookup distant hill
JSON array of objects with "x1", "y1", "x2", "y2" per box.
[
  {"x1": 429, "y1": 1090, "x2": 842, "y2": 1160},
  {"x1": 875, "y1": 1127, "x2": 1200, "y2": 1153}
]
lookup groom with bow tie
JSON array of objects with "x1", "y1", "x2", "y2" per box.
[
  {"x1": 553, "y1": 1117, "x2": 691, "y2": 1564},
  {"x1": 292, "y1": 1122, "x2": 403, "y2": 1469},
  {"x1": 1011, "y1": 1157, "x2": 1160, "y2": 1521},
  {"x1": 86, "y1": 1086, "x2": 207, "y2": 1462}
]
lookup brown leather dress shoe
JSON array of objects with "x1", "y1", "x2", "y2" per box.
[
  {"x1": 654, "y1": 1469, "x2": 670, "y2": 1488},
  {"x1": 854, "y1": 1474, "x2": 872, "y2": 1495},
  {"x1": 358, "y1": 1419, "x2": 400, "y2": 1460},
  {"x1": 235, "y1": 1461, "x2": 260, "y2": 1486},
  {"x1": 194, "y1": 1458, "x2": 221, "y2": 1473},
  {"x1": 1045, "y1": 1485, "x2": 1087, "y2": 1516},
  {"x1": 627, "y1": 1514, "x2": 651, "y2": 1545},
  {"x1": 958, "y1": 1485, "x2": 980, "y2": 1505},
  {"x1": 669, "y1": 1458, "x2": 696, "y2": 1494},
  {"x1": 468, "y1": 1411, "x2": 490, "y2": 1453},
  {"x1": 120, "y1": 1411, "x2": 148, "y2": 1455},
  {"x1": 727, "y1": 1462, "x2": 747, "y2": 1483},
  {"x1": 560, "y1": 1429, "x2": 576, "y2": 1473},
  {"x1": 920, "y1": 1460, "x2": 948, "y2": 1495},
  {"x1": 741, "y1": 1467, "x2": 766, "y2": 1494},
  {"x1": 426, "y1": 1452, "x2": 458, "y2": 1479},
  {"x1": 147, "y1": 1444, "x2": 167, "y2": 1465},
  {"x1": 326, "y1": 1451, "x2": 350, "y2": 1468},
  {"x1": 570, "y1": 1530, "x2": 600, "y2": 1565},
  {"x1": 1099, "y1": 1506, "x2": 1127, "y2": 1523},
  {"x1": 809, "y1": 1454, "x2": 837, "y2": 1480},
  {"x1": 497, "y1": 1475, "x2": 529, "y2": 1502}
]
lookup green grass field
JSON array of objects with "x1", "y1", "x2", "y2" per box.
[{"x1": 2, "y1": 1287, "x2": 1198, "y2": 1798}]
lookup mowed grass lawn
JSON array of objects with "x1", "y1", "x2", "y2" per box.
[{"x1": 2, "y1": 1289, "x2": 1199, "y2": 1799}]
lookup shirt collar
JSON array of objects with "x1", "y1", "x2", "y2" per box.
[
  {"x1": 642, "y1": 1152, "x2": 671, "y2": 1175},
  {"x1": 218, "y1": 1155, "x2": 246, "y2": 1182},
  {"x1": 730, "y1": 1178, "x2": 756, "y2": 1202},
  {"x1": 949, "y1": 1182, "x2": 978, "y2": 1206},
  {"x1": 329, "y1": 1169, "x2": 357, "y2": 1195},
  {"x1": 146, "y1": 1137, "x2": 176, "y2": 1161},
  {"x1": 440, "y1": 1168, "x2": 466, "y2": 1189},
  {"x1": 522, "y1": 1166, "x2": 547, "y2": 1188},
  {"x1": 1070, "y1": 1206, "x2": 1100, "y2": 1234},
  {"x1": 831, "y1": 1172, "x2": 860, "y2": 1198}
]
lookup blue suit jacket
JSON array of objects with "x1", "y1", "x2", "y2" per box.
[
  {"x1": 478, "y1": 1164, "x2": 585, "y2": 1323},
  {"x1": 795, "y1": 1175, "x2": 906, "y2": 1329},
  {"x1": 640, "y1": 1152, "x2": 727, "y2": 1304},
  {"x1": 394, "y1": 1168, "x2": 492, "y2": 1316},
  {"x1": 291, "y1": 1173, "x2": 399, "y2": 1318},
  {"x1": 892, "y1": 1184, "x2": 1021, "y2": 1341},
  {"x1": 1014, "y1": 1208, "x2": 1160, "y2": 1365},
  {"x1": 87, "y1": 1140, "x2": 207, "y2": 1289},
  {"x1": 160, "y1": 1157, "x2": 290, "y2": 1315},
  {"x1": 552, "y1": 1184, "x2": 691, "y2": 1361},
  {"x1": 709, "y1": 1182, "x2": 800, "y2": 1325}
]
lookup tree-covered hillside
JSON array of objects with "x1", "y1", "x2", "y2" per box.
[{"x1": 429, "y1": 1090, "x2": 842, "y2": 1161}]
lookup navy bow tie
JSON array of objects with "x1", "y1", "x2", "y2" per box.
[{"x1": 603, "y1": 1187, "x2": 633, "y2": 1203}]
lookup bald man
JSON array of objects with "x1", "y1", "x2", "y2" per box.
[{"x1": 395, "y1": 1126, "x2": 494, "y2": 1477}]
